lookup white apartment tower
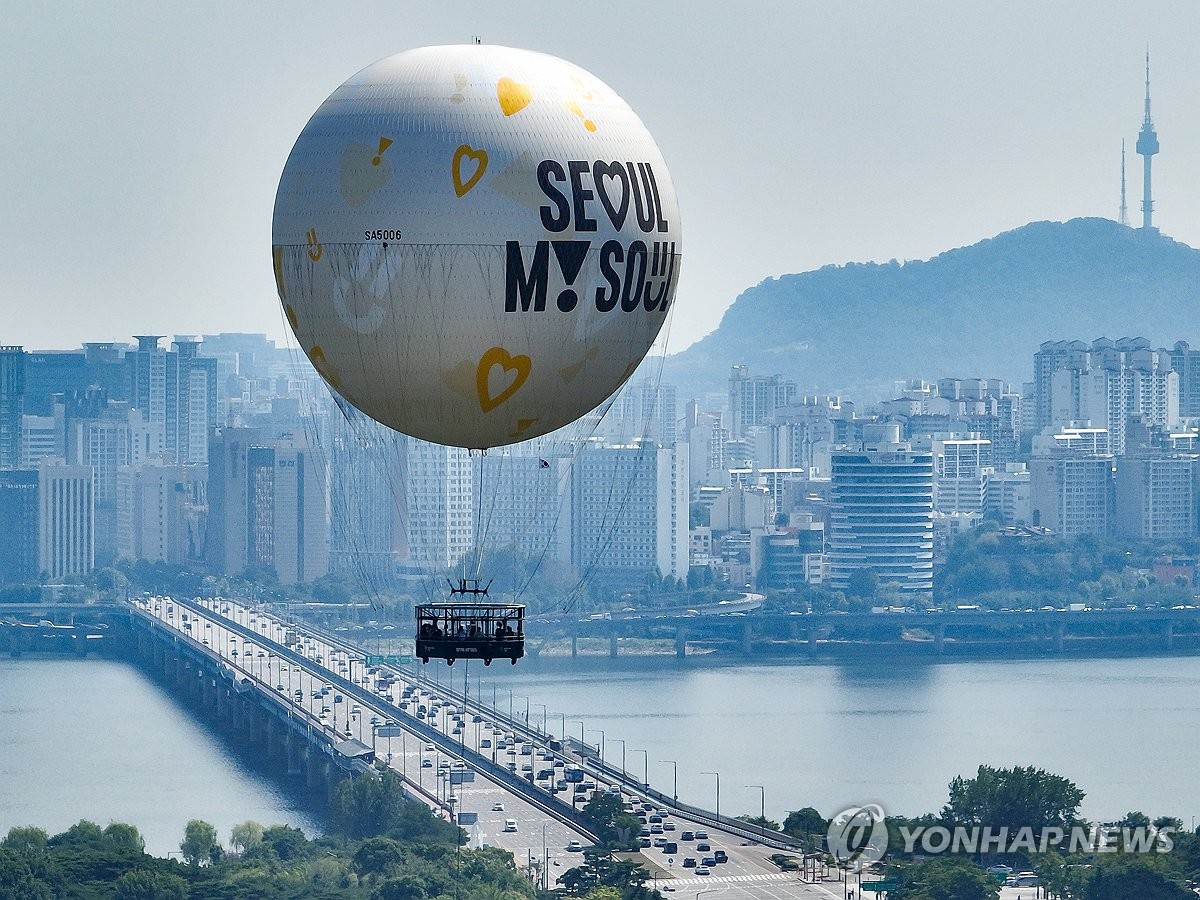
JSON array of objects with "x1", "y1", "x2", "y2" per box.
[
  {"x1": 932, "y1": 435, "x2": 992, "y2": 515},
  {"x1": 404, "y1": 440, "x2": 475, "y2": 572},
  {"x1": 571, "y1": 442, "x2": 689, "y2": 582},
  {"x1": 1114, "y1": 455, "x2": 1196, "y2": 541}
]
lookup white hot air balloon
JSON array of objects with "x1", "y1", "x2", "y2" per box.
[{"x1": 273, "y1": 44, "x2": 682, "y2": 450}]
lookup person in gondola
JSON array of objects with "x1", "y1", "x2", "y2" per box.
[
  {"x1": 455, "y1": 623, "x2": 468, "y2": 640},
  {"x1": 469, "y1": 623, "x2": 481, "y2": 639}
]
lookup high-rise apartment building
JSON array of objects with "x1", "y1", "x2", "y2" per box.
[
  {"x1": 115, "y1": 462, "x2": 207, "y2": 565},
  {"x1": 327, "y1": 420, "x2": 406, "y2": 585},
  {"x1": 207, "y1": 428, "x2": 327, "y2": 584},
  {"x1": 126, "y1": 336, "x2": 217, "y2": 464},
  {"x1": 571, "y1": 442, "x2": 689, "y2": 583},
  {"x1": 1114, "y1": 455, "x2": 1196, "y2": 541},
  {"x1": 404, "y1": 440, "x2": 474, "y2": 573},
  {"x1": 826, "y1": 427, "x2": 934, "y2": 598},
  {"x1": 1029, "y1": 427, "x2": 1113, "y2": 538},
  {"x1": 1036, "y1": 337, "x2": 1179, "y2": 452},
  {"x1": 932, "y1": 435, "x2": 992, "y2": 515},
  {"x1": 478, "y1": 452, "x2": 574, "y2": 568},
  {"x1": 1168, "y1": 341, "x2": 1200, "y2": 418},
  {"x1": 728, "y1": 366, "x2": 797, "y2": 439}
]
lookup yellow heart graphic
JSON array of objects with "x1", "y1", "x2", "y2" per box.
[
  {"x1": 272, "y1": 246, "x2": 286, "y2": 299},
  {"x1": 497, "y1": 76, "x2": 532, "y2": 116},
  {"x1": 477, "y1": 346, "x2": 531, "y2": 413},
  {"x1": 452, "y1": 144, "x2": 489, "y2": 197}
]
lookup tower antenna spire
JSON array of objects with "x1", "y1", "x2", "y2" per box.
[
  {"x1": 1119, "y1": 140, "x2": 1129, "y2": 226},
  {"x1": 1135, "y1": 47, "x2": 1160, "y2": 231}
]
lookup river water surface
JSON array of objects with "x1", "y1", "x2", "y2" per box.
[
  {"x1": 3, "y1": 652, "x2": 1197, "y2": 854},
  {"x1": 0, "y1": 656, "x2": 321, "y2": 855}
]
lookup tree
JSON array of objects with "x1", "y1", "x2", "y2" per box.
[
  {"x1": 112, "y1": 869, "x2": 188, "y2": 900},
  {"x1": 180, "y1": 819, "x2": 218, "y2": 866},
  {"x1": 103, "y1": 823, "x2": 145, "y2": 854},
  {"x1": 50, "y1": 819, "x2": 106, "y2": 850},
  {"x1": 735, "y1": 814, "x2": 780, "y2": 831},
  {"x1": 1085, "y1": 856, "x2": 1193, "y2": 900},
  {"x1": 580, "y1": 795, "x2": 641, "y2": 850},
  {"x1": 0, "y1": 847, "x2": 52, "y2": 900},
  {"x1": 2, "y1": 826, "x2": 48, "y2": 853},
  {"x1": 782, "y1": 807, "x2": 828, "y2": 845},
  {"x1": 228, "y1": 820, "x2": 263, "y2": 855},
  {"x1": 331, "y1": 771, "x2": 460, "y2": 843},
  {"x1": 942, "y1": 765, "x2": 1085, "y2": 837},
  {"x1": 354, "y1": 837, "x2": 406, "y2": 878},
  {"x1": 255, "y1": 824, "x2": 310, "y2": 861},
  {"x1": 887, "y1": 857, "x2": 999, "y2": 900},
  {"x1": 1153, "y1": 815, "x2": 1183, "y2": 833},
  {"x1": 846, "y1": 568, "x2": 879, "y2": 599},
  {"x1": 372, "y1": 874, "x2": 428, "y2": 900}
]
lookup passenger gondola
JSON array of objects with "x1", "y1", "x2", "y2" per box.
[{"x1": 415, "y1": 579, "x2": 525, "y2": 666}]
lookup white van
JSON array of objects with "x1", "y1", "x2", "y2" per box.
[{"x1": 503, "y1": 819, "x2": 518, "y2": 832}]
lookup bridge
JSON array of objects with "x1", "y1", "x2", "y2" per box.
[
  {"x1": 105, "y1": 595, "x2": 814, "y2": 893},
  {"x1": 522, "y1": 604, "x2": 1200, "y2": 658}
]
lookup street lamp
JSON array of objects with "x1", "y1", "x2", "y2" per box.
[
  {"x1": 612, "y1": 738, "x2": 627, "y2": 775},
  {"x1": 746, "y1": 784, "x2": 765, "y2": 822},
  {"x1": 590, "y1": 729, "x2": 605, "y2": 764},
  {"x1": 631, "y1": 749, "x2": 648, "y2": 788},
  {"x1": 695, "y1": 890, "x2": 717, "y2": 900},
  {"x1": 659, "y1": 760, "x2": 677, "y2": 802},
  {"x1": 535, "y1": 703, "x2": 548, "y2": 734},
  {"x1": 701, "y1": 771, "x2": 720, "y2": 819},
  {"x1": 571, "y1": 720, "x2": 585, "y2": 755}
]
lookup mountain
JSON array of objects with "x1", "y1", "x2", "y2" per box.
[{"x1": 660, "y1": 217, "x2": 1200, "y2": 400}]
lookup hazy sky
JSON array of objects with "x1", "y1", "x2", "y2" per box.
[{"x1": 4, "y1": 2, "x2": 1198, "y2": 354}]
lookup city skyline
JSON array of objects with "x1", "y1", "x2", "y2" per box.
[{"x1": 4, "y1": 3, "x2": 1199, "y2": 354}]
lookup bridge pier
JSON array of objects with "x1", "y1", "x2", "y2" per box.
[
  {"x1": 304, "y1": 747, "x2": 323, "y2": 788},
  {"x1": 742, "y1": 621, "x2": 753, "y2": 657},
  {"x1": 934, "y1": 624, "x2": 946, "y2": 655},
  {"x1": 286, "y1": 731, "x2": 303, "y2": 775},
  {"x1": 266, "y1": 716, "x2": 281, "y2": 761},
  {"x1": 609, "y1": 629, "x2": 618, "y2": 658},
  {"x1": 1054, "y1": 623, "x2": 1066, "y2": 654},
  {"x1": 674, "y1": 626, "x2": 688, "y2": 659},
  {"x1": 1164, "y1": 621, "x2": 1175, "y2": 650},
  {"x1": 570, "y1": 634, "x2": 578, "y2": 659}
]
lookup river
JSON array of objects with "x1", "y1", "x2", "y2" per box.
[
  {"x1": 3, "y1": 652, "x2": 1197, "y2": 853},
  {"x1": 0, "y1": 656, "x2": 321, "y2": 856},
  {"x1": 466, "y1": 652, "x2": 1200, "y2": 827}
]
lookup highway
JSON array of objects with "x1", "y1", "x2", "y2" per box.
[{"x1": 139, "y1": 595, "x2": 872, "y2": 899}]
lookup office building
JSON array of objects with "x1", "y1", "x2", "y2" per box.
[
  {"x1": 826, "y1": 427, "x2": 934, "y2": 598},
  {"x1": 38, "y1": 458, "x2": 94, "y2": 580},
  {"x1": 0, "y1": 469, "x2": 39, "y2": 583},
  {"x1": 0, "y1": 347, "x2": 25, "y2": 469}
]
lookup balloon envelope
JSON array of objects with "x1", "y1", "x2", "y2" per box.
[{"x1": 273, "y1": 44, "x2": 682, "y2": 448}]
